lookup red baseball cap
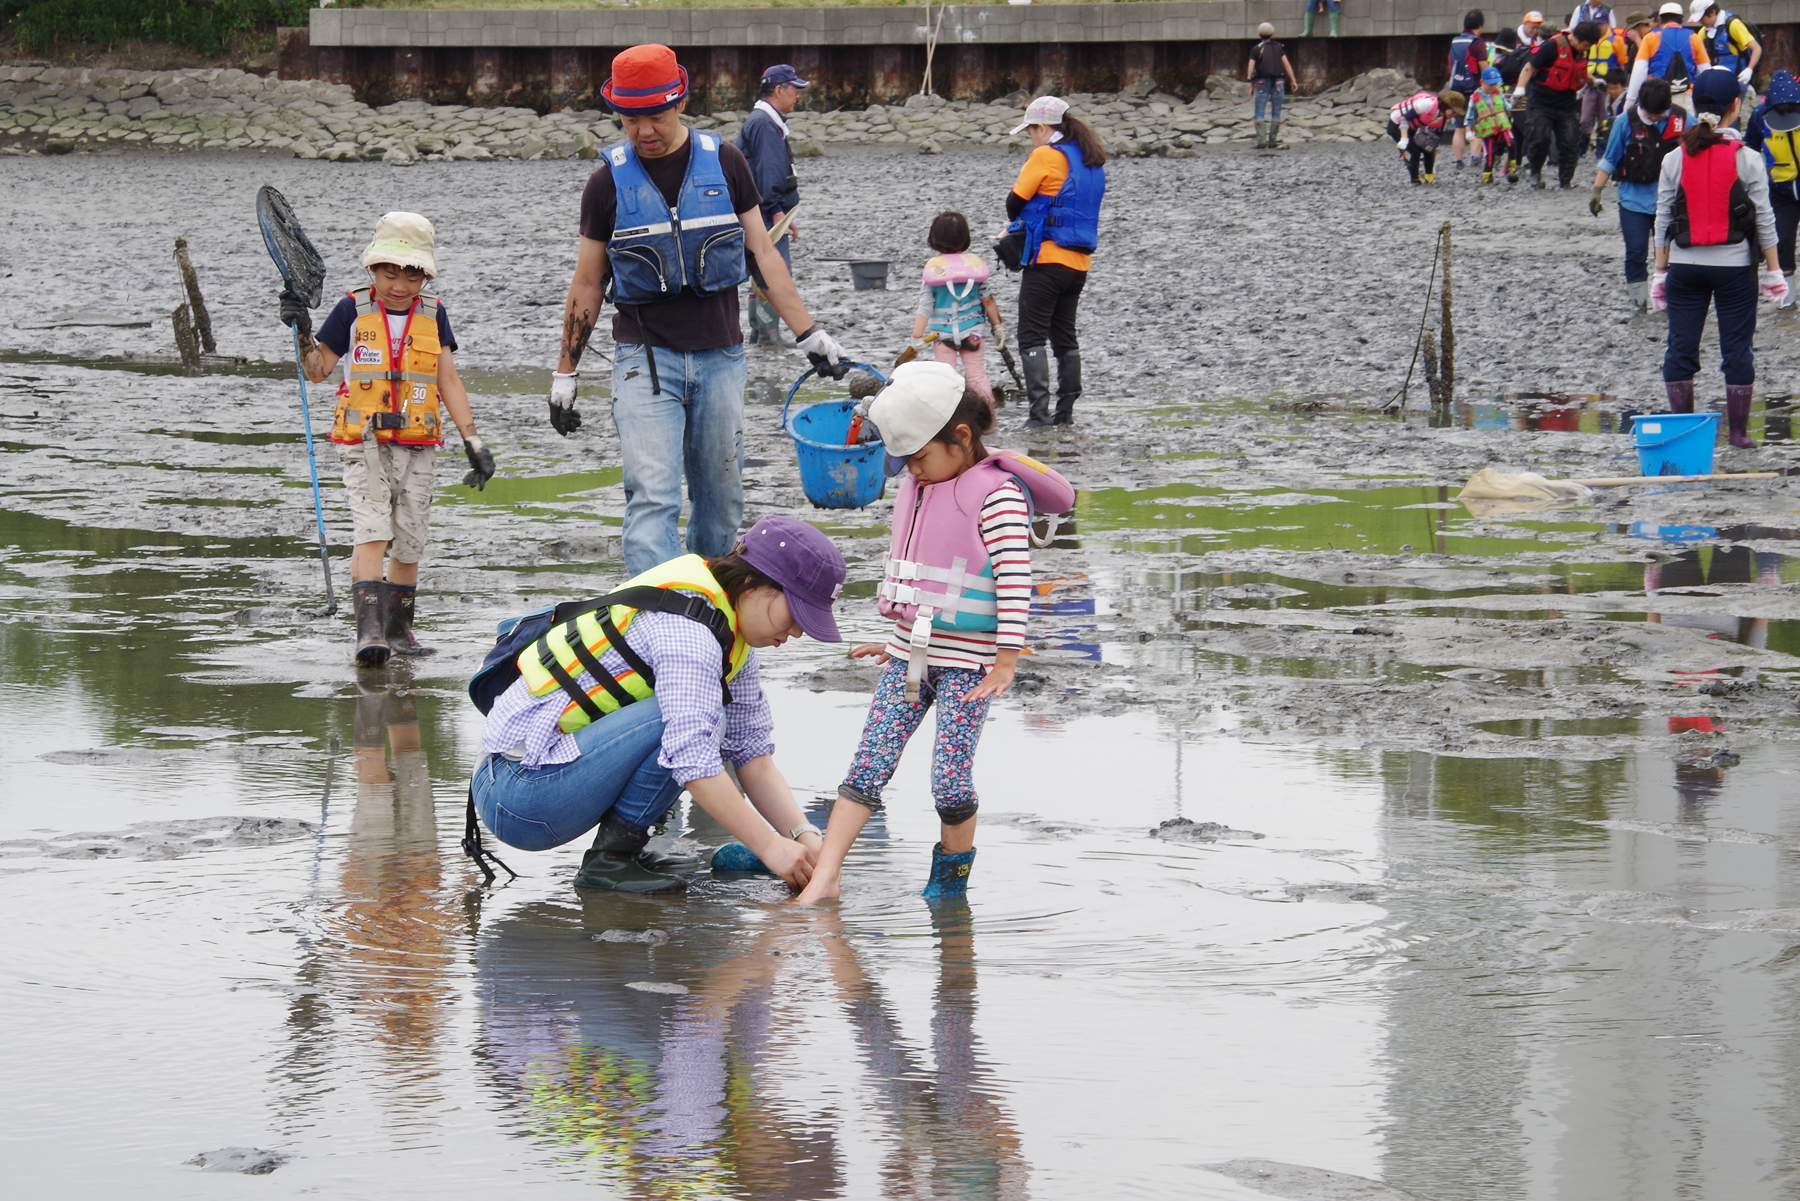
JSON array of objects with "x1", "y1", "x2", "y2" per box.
[{"x1": 601, "y1": 44, "x2": 690, "y2": 114}]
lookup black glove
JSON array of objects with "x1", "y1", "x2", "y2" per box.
[
  {"x1": 462, "y1": 435, "x2": 496, "y2": 490},
  {"x1": 278, "y1": 287, "x2": 311, "y2": 339}
]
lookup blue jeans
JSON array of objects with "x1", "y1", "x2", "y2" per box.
[
  {"x1": 1254, "y1": 78, "x2": 1285, "y2": 121},
  {"x1": 1619, "y1": 206, "x2": 1655, "y2": 283},
  {"x1": 610, "y1": 342, "x2": 748, "y2": 576},
  {"x1": 472, "y1": 698, "x2": 682, "y2": 851},
  {"x1": 1663, "y1": 262, "x2": 1758, "y2": 386}
]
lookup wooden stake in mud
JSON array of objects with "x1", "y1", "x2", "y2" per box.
[
  {"x1": 171, "y1": 302, "x2": 202, "y2": 375},
  {"x1": 1422, "y1": 330, "x2": 1441, "y2": 403},
  {"x1": 173, "y1": 237, "x2": 215, "y2": 354},
  {"x1": 1437, "y1": 221, "x2": 1453, "y2": 404}
]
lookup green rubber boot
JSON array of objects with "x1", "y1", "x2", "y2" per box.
[
  {"x1": 1303, "y1": 9, "x2": 1315, "y2": 35},
  {"x1": 573, "y1": 811, "x2": 687, "y2": 894}
]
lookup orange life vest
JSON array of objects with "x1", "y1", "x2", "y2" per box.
[{"x1": 330, "y1": 286, "x2": 443, "y2": 446}]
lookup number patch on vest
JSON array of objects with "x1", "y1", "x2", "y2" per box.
[
  {"x1": 355, "y1": 329, "x2": 379, "y2": 343},
  {"x1": 352, "y1": 345, "x2": 383, "y2": 366},
  {"x1": 412, "y1": 383, "x2": 428, "y2": 401}
]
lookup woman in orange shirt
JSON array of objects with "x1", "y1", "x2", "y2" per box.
[{"x1": 1004, "y1": 96, "x2": 1108, "y2": 426}]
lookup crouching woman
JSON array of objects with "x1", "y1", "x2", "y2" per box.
[{"x1": 469, "y1": 516, "x2": 845, "y2": 894}]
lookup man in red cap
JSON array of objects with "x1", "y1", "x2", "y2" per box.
[{"x1": 549, "y1": 44, "x2": 847, "y2": 576}]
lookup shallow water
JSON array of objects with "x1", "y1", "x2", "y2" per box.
[{"x1": 13, "y1": 149, "x2": 1800, "y2": 1197}]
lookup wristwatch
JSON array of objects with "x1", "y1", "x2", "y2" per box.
[{"x1": 789, "y1": 823, "x2": 823, "y2": 840}]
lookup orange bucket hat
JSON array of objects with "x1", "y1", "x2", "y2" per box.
[{"x1": 602, "y1": 44, "x2": 690, "y2": 114}]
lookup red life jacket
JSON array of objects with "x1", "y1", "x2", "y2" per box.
[
  {"x1": 1537, "y1": 33, "x2": 1588, "y2": 92},
  {"x1": 1673, "y1": 140, "x2": 1757, "y2": 248}
]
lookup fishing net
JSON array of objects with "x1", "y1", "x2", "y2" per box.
[{"x1": 256, "y1": 185, "x2": 325, "y2": 308}]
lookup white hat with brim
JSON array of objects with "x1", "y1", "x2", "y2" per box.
[
  {"x1": 870, "y1": 360, "x2": 965, "y2": 457},
  {"x1": 1687, "y1": 0, "x2": 1712, "y2": 20},
  {"x1": 1657, "y1": 1, "x2": 1686, "y2": 16},
  {"x1": 362, "y1": 211, "x2": 438, "y2": 278},
  {"x1": 1011, "y1": 95, "x2": 1070, "y2": 135}
]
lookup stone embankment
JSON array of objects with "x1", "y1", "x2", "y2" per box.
[{"x1": 0, "y1": 63, "x2": 1422, "y2": 160}]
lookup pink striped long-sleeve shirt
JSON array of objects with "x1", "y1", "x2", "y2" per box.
[{"x1": 883, "y1": 477, "x2": 1031, "y2": 671}]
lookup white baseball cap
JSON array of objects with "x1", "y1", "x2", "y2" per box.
[
  {"x1": 1010, "y1": 95, "x2": 1070, "y2": 135},
  {"x1": 362, "y1": 211, "x2": 437, "y2": 278},
  {"x1": 1687, "y1": 0, "x2": 1712, "y2": 20},
  {"x1": 1658, "y1": 1, "x2": 1686, "y2": 16},
  {"x1": 869, "y1": 361, "x2": 965, "y2": 457}
]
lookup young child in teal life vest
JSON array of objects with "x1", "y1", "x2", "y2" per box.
[
  {"x1": 908, "y1": 211, "x2": 1006, "y2": 410},
  {"x1": 792, "y1": 360, "x2": 1074, "y2": 904}
]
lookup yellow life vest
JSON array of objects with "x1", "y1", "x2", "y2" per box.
[
  {"x1": 1588, "y1": 30, "x2": 1628, "y2": 81},
  {"x1": 1766, "y1": 127, "x2": 1800, "y2": 186},
  {"x1": 517, "y1": 554, "x2": 751, "y2": 735},
  {"x1": 331, "y1": 286, "x2": 444, "y2": 446}
]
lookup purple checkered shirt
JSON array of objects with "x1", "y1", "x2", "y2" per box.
[{"x1": 481, "y1": 607, "x2": 774, "y2": 785}]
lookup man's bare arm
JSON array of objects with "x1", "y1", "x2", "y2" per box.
[{"x1": 558, "y1": 236, "x2": 608, "y2": 374}]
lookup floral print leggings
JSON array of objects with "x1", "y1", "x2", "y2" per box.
[{"x1": 841, "y1": 660, "x2": 991, "y2": 825}]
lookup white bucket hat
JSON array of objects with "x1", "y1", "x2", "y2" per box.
[
  {"x1": 870, "y1": 360, "x2": 965, "y2": 457},
  {"x1": 362, "y1": 211, "x2": 437, "y2": 278},
  {"x1": 1010, "y1": 95, "x2": 1070, "y2": 135}
]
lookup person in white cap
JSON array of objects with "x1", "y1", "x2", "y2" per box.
[
  {"x1": 1626, "y1": 1, "x2": 1712, "y2": 112},
  {"x1": 794, "y1": 360, "x2": 1073, "y2": 905},
  {"x1": 284, "y1": 211, "x2": 492, "y2": 667},
  {"x1": 1691, "y1": 1, "x2": 1762, "y2": 119},
  {"x1": 1002, "y1": 95, "x2": 1108, "y2": 426}
]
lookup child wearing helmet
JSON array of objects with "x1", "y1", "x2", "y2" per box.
[{"x1": 793, "y1": 361, "x2": 1074, "y2": 904}]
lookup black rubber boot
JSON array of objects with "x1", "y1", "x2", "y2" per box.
[
  {"x1": 352, "y1": 580, "x2": 391, "y2": 668},
  {"x1": 573, "y1": 810, "x2": 687, "y2": 894},
  {"x1": 383, "y1": 582, "x2": 434, "y2": 656},
  {"x1": 1022, "y1": 345, "x2": 1052, "y2": 427},
  {"x1": 1052, "y1": 349, "x2": 1082, "y2": 425}
]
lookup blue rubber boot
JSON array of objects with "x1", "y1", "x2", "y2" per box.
[
  {"x1": 710, "y1": 842, "x2": 772, "y2": 873},
  {"x1": 922, "y1": 842, "x2": 976, "y2": 898}
]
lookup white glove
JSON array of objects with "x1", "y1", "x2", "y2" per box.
[
  {"x1": 1739, "y1": 68, "x2": 1754, "y2": 88},
  {"x1": 796, "y1": 325, "x2": 846, "y2": 367},
  {"x1": 1651, "y1": 271, "x2": 1670, "y2": 311},
  {"x1": 1760, "y1": 268, "x2": 1790, "y2": 305},
  {"x1": 550, "y1": 371, "x2": 578, "y2": 404},
  {"x1": 1397, "y1": 135, "x2": 1410, "y2": 152},
  {"x1": 1512, "y1": 86, "x2": 1525, "y2": 99}
]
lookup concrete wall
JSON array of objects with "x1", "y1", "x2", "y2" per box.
[{"x1": 281, "y1": 4, "x2": 1800, "y2": 111}]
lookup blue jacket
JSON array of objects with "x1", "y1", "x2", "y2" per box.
[
  {"x1": 736, "y1": 104, "x2": 798, "y2": 222},
  {"x1": 1599, "y1": 107, "x2": 1677, "y2": 214},
  {"x1": 604, "y1": 132, "x2": 749, "y2": 305},
  {"x1": 1018, "y1": 142, "x2": 1106, "y2": 267},
  {"x1": 1747, "y1": 70, "x2": 1800, "y2": 201}
]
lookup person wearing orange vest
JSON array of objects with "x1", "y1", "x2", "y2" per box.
[
  {"x1": 1651, "y1": 69, "x2": 1785, "y2": 448},
  {"x1": 1517, "y1": 20, "x2": 1604, "y2": 187},
  {"x1": 284, "y1": 213, "x2": 493, "y2": 666}
]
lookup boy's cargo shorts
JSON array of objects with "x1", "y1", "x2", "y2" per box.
[{"x1": 336, "y1": 440, "x2": 436, "y2": 562}]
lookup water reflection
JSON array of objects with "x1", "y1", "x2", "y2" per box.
[
  {"x1": 1642, "y1": 523, "x2": 1788, "y2": 651},
  {"x1": 475, "y1": 901, "x2": 1025, "y2": 1199}
]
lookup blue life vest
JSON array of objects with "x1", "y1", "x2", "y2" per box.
[
  {"x1": 1448, "y1": 33, "x2": 1482, "y2": 93},
  {"x1": 1710, "y1": 12, "x2": 1746, "y2": 74},
  {"x1": 1648, "y1": 25, "x2": 1699, "y2": 88},
  {"x1": 1017, "y1": 141, "x2": 1105, "y2": 268},
  {"x1": 604, "y1": 131, "x2": 748, "y2": 305}
]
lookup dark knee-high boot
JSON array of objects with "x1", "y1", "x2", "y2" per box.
[
  {"x1": 352, "y1": 580, "x2": 390, "y2": 668},
  {"x1": 1052, "y1": 349, "x2": 1082, "y2": 425},
  {"x1": 573, "y1": 810, "x2": 687, "y2": 894},
  {"x1": 1022, "y1": 345, "x2": 1052, "y2": 427},
  {"x1": 1665, "y1": 379, "x2": 1695, "y2": 414},
  {"x1": 1727, "y1": 384, "x2": 1757, "y2": 449},
  {"x1": 383, "y1": 582, "x2": 434, "y2": 656}
]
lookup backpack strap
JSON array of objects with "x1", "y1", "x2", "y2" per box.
[{"x1": 550, "y1": 586, "x2": 737, "y2": 707}]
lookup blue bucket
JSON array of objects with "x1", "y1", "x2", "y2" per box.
[
  {"x1": 1631, "y1": 412, "x2": 1718, "y2": 477},
  {"x1": 782, "y1": 362, "x2": 889, "y2": 509}
]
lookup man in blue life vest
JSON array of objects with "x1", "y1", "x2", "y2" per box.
[
  {"x1": 1626, "y1": 1, "x2": 1711, "y2": 112},
  {"x1": 737, "y1": 63, "x2": 807, "y2": 344},
  {"x1": 1690, "y1": 1, "x2": 1761, "y2": 116},
  {"x1": 548, "y1": 45, "x2": 848, "y2": 576},
  {"x1": 1447, "y1": 11, "x2": 1490, "y2": 170}
]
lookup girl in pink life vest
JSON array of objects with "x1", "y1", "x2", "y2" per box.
[
  {"x1": 794, "y1": 361, "x2": 1075, "y2": 904},
  {"x1": 909, "y1": 211, "x2": 1005, "y2": 410}
]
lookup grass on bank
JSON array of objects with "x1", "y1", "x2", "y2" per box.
[
  {"x1": 1, "y1": 0, "x2": 304, "y2": 57},
  {"x1": 340, "y1": 0, "x2": 1140, "y2": 8}
]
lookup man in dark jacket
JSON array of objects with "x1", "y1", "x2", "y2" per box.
[{"x1": 738, "y1": 64, "x2": 807, "y2": 343}]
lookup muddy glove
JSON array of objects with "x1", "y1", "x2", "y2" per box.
[
  {"x1": 278, "y1": 288, "x2": 311, "y2": 339},
  {"x1": 1651, "y1": 271, "x2": 1670, "y2": 311},
  {"x1": 462, "y1": 434, "x2": 495, "y2": 490},
  {"x1": 548, "y1": 371, "x2": 581, "y2": 436},
  {"x1": 1760, "y1": 268, "x2": 1790, "y2": 305},
  {"x1": 1589, "y1": 184, "x2": 1605, "y2": 216},
  {"x1": 796, "y1": 325, "x2": 848, "y2": 380}
]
